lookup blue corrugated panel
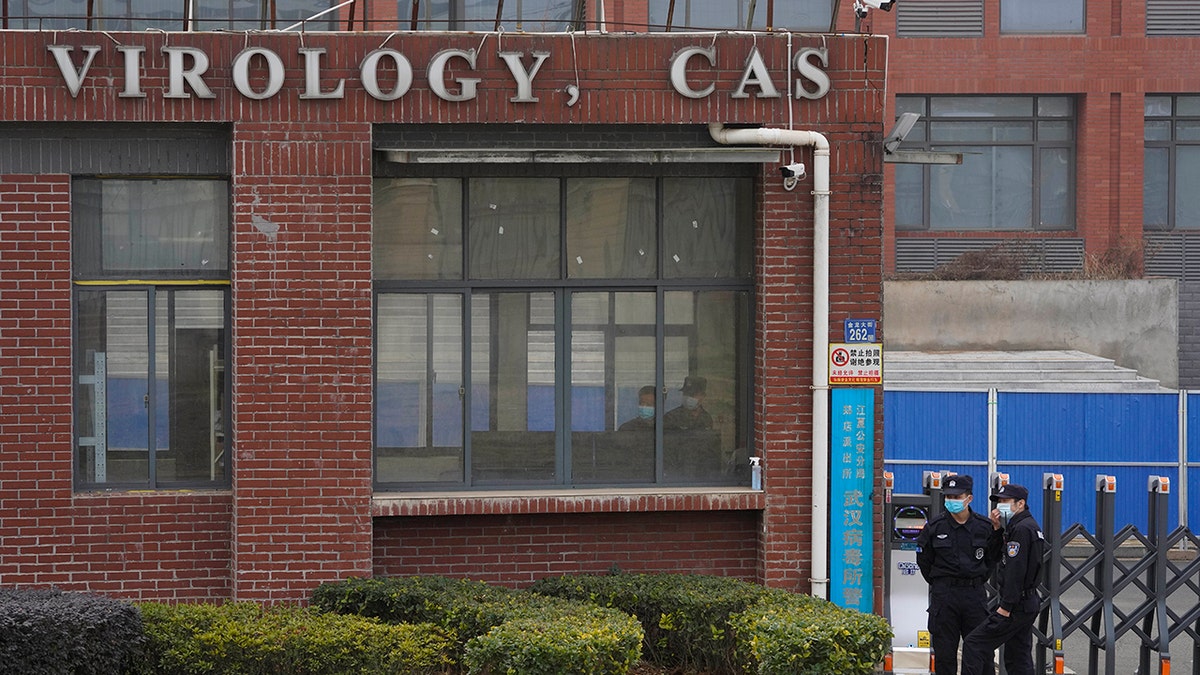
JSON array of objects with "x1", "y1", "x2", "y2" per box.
[
  {"x1": 883, "y1": 391, "x2": 988, "y2": 494},
  {"x1": 1190, "y1": 393, "x2": 1200, "y2": 529},
  {"x1": 998, "y1": 392, "x2": 1177, "y2": 530}
]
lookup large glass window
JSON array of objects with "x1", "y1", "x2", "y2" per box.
[
  {"x1": 1000, "y1": 0, "x2": 1084, "y2": 34},
  {"x1": 648, "y1": 0, "x2": 832, "y2": 31},
  {"x1": 1145, "y1": 95, "x2": 1200, "y2": 230},
  {"x1": 894, "y1": 96, "x2": 1076, "y2": 232},
  {"x1": 73, "y1": 179, "x2": 230, "y2": 490},
  {"x1": 399, "y1": 0, "x2": 582, "y2": 30},
  {"x1": 374, "y1": 175, "x2": 753, "y2": 490}
]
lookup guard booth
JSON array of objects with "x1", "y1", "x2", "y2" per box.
[{"x1": 882, "y1": 471, "x2": 945, "y2": 673}]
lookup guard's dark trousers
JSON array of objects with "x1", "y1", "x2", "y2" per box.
[
  {"x1": 960, "y1": 609, "x2": 1038, "y2": 675},
  {"x1": 928, "y1": 583, "x2": 992, "y2": 675}
]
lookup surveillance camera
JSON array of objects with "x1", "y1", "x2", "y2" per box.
[
  {"x1": 859, "y1": 0, "x2": 895, "y2": 10},
  {"x1": 779, "y1": 163, "x2": 806, "y2": 179}
]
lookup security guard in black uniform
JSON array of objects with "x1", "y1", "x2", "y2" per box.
[
  {"x1": 961, "y1": 483, "x2": 1045, "y2": 675},
  {"x1": 915, "y1": 475, "x2": 1003, "y2": 675}
]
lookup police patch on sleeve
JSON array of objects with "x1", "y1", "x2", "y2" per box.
[
  {"x1": 1007, "y1": 541, "x2": 1020, "y2": 557},
  {"x1": 975, "y1": 548, "x2": 984, "y2": 560}
]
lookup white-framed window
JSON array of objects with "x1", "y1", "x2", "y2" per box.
[
  {"x1": 73, "y1": 178, "x2": 231, "y2": 490},
  {"x1": 894, "y1": 95, "x2": 1076, "y2": 232}
]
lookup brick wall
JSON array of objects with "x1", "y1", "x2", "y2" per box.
[
  {"x1": 0, "y1": 30, "x2": 886, "y2": 603},
  {"x1": 374, "y1": 511, "x2": 761, "y2": 584},
  {"x1": 1180, "y1": 282, "x2": 1200, "y2": 390}
]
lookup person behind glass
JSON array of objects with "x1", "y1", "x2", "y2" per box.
[
  {"x1": 663, "y1": 376, "x2": 713, "y2": 431},
  {"x1": 960, "y1": 483, "x2": 1045, "y2": 675},
  {"x1": 915, "y1": 475, "x2": 1003, "y2": 675},
  {"x1": 618, "y1": 385, "x2": 657, "y2": 431}
]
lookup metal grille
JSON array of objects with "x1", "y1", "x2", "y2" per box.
[
  {"x1": 895, "y1": 237, "x2": 1085, "y2": 274},
  {"x1": 1147, "y1": 0, "x2": 1200, "y2": 35},
  {"x1": 896, "y1": 0, "x2": 984, "y2": 37},
  {"x1": 1145, "y1": 232, "x2": 1200, "y2": 281}
]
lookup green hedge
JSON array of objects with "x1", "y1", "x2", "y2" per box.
[
  {"x1": 530, "y1": 573, "x2": 891, "y2": 675},
  {"x1": 731, "y1": 590, "x2": 892, "y2": 675},
  {"x1": 136, "y1": 601, "x2": 454, "y2": 675},
  {"x1": 0, "y1": 587, "x2": 144, "y2": 675},
  {"x1": 312, "y1": 576, "x2": 642, "y2": 675}
]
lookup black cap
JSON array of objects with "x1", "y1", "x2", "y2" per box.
[
  {"x1": 991, "y1": 483, "x2": 1029, "y2": 502},
  {"x1": 681, "y1": 376, "x2": 707, "y2": 396},
  {"x1": 942, "y1": 475, "x2": 972, "y2": 496}
]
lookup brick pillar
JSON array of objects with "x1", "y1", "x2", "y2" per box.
[{"x1": 230, "y1": 123, "x2": 374, "y2": 603}]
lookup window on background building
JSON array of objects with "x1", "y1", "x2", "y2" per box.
[
  {"x1": 73, "y1": 179, "x2": 231, "y2": 490},
  {"x1": 1144, "y1": 95, "x2": 1200, "y2": 230},
  {"x1": 373, "y1": 174, "x2": 753, "y2": 490},
  {"x1": 1000, "y1": 0, "x2": 1084, "y2": 34},
  {"x1": 2, "y1": 0, "x2": 338, "y2": 30},
  {"x1": 398, "y1": 0, "x2": 583, "y2": 30},
  {"x1": 893, "y1": 95, "x2": 1076, "y2": 232},
  {"x1": 648, "y1": 0, "x2": 832, "y2": 31}
]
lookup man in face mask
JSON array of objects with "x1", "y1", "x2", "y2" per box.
[
  {"x1": 960, "y1": 483, "x2": 1045, "y2": 675},
  {"x1": 663, "y1": 376, "x2": 713, "y2": 431},
  {"x1": 619, "y1": 386, "x2": 658, "y2": 431},
  {"x1": 915, "y1": 475, "x2": 1004, "y2": 675}
]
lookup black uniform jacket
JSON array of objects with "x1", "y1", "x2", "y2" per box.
[
  {"x1": 996, "y1": 508, "x2": 1044, "y2": 613},
  {"x1": 916, "y1": 509, "x2": 1003, "y2": 585}
]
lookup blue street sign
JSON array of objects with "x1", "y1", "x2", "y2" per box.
[{"x1": 844, "y1": 318, "x2": 876, "y2": 343}]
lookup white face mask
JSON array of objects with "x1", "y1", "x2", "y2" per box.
[
  {"x1": 997, "y1": 502, "x2": 1013, "y2": 523},
  {"x1": 683, "y1": 396, "x2": 700, "y2": 410}
]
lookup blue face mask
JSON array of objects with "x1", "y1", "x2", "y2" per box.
[
  {"x1": 944, "y1": 497, "x2": 967, "y2": 514},
  {"x1": 637, "y1": 405, "x2": 654, "y2": 420}
]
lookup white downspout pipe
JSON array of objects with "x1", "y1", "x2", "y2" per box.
[{"x1": 708, "y1": 123, "x2": 831, "y2": 600}]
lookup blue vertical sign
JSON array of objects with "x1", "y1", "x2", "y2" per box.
[{"x1": 830, "y1": 388, "x2": 875, "y2": 613}]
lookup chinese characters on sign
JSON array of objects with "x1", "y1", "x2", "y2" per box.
[
  {"x1": 829, "y1": 342, "x2": 882, "y2": 385},
  {"x1": 829, "y1": 388, "x2": 875, "y2": 614}
]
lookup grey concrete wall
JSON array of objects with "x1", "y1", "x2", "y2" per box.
[
  {"x1": 883, "y1": 280, "x2": 1179, "y2": 389},
  {"x1": 1180, "y1": 281, "x2": 1200, "y2": 390}
]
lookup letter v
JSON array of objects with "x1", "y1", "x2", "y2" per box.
[{"x1": 48, "y1": 45, "x2": 101, "y2": 98}]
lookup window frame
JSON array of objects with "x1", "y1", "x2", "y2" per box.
[
  {"x1": 999, "y1": 0, "x2": 1085, "y2": 35},
  {"x1": 1144, "y1": 94, "x2": 1200, "y2": 231},
  {"x1": 372, "y1": 169, "x2": 755, "y2": 492},
  {"x1": 893, "y1": 95, "x2": 1077, "y2": 232},
  {"x1": 72, "y1": 176, "x2": 232, "y2": 492}
]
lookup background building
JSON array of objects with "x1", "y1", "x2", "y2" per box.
[
  {"x1": 0, "y1": 2, "x2": 889, "y2": 605},
  {"x1": 845, "y1": 0, "x2": 1200, "y2": 388}
]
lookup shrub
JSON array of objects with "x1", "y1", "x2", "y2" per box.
[
  {"x1": 731, "y1": 590, "x2": 892, "y2": 675},
  {"x1": 0, "y1": 587, "x2": 144, "y2": 675},
  {"x1": 137, "y1": 601, "x2": 454, "y2": 675},
  {"x1": 313, "y1": 576, "x2": 643, "y2": 675},
  {"x1": 531, "y1": 572, "x2": 768, "y2": 672},
  {"x1": 531, "y1": 573, "x2": 892, "y2": 675}
]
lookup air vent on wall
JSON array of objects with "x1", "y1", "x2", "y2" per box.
[
  {"x1": 895, "y1": 238, "x2": 1085, "y2": 274},
  {"x1": 896, "y1": 0, "x2": 984, "y2": 37}
]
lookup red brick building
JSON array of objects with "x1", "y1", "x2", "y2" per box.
[{"x1": 0, "y1": 2, "x2": 887, "y2": 605}]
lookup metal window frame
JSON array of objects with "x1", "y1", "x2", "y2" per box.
[
  {"x1": 894, "y1": 94, "x2": 1077, "y2": 233},
  {"x1": 372, "y1": 172, "x2": 755, "y2": 491},
  {"x1": 1144, "y1": 94, "x2": 1200, "y2": 232}
]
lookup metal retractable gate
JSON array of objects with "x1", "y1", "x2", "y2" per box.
[{"x1": 883, "y1": 471, "x2": 1200, "y2": 675}]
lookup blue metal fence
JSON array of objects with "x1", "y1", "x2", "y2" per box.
[{"x1": 884, "y1": 390, "x2": 1196, "y2": 531}]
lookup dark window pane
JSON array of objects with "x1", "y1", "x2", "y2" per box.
[
  {"x1": 1177, "y1": 147, "x2": 1200, "y2": 229},
  {"x1": 1144, "y1": 147, "x2": 1169, "y2": 229},
  {"x1": 566, "y1": 178, "x2": 656, "y2": 279},
  {"x1": 663, "y1": 177, "x2": 752, "y2": 279},
  {"x1": 374, "y1": 178, "x2": 463, "y2": 281},
  {"x1": 74, "y1": 179, "x2": 229, "y2": 278},
  {"x1": 1001, "y1": 0, "x2": 1084, "y2": 33},
  {"x1": 468, "y1": 178, "x2": 560, "y2": 280}
]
